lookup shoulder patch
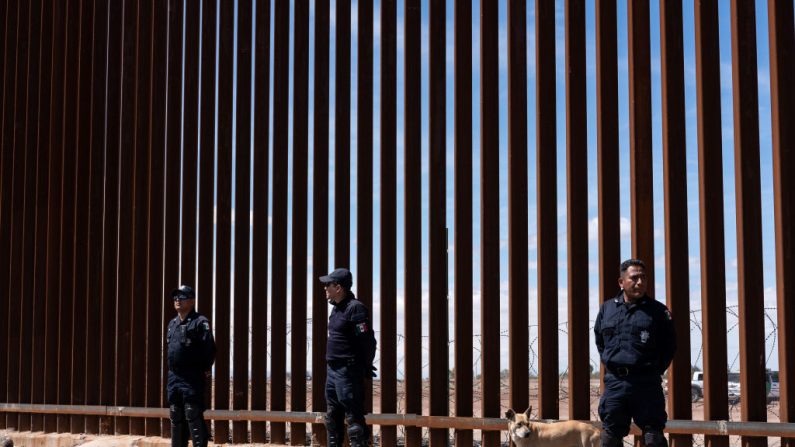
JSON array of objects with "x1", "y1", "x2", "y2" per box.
[
  {"x1": 355, "y1": 322, "x2": 368, "y2": 335},
  {"x1": 664, "y1": 309, "x2": 673, "y2": 321},
  {"x1": 202, "y1": 321, "x2": 210, "y2": 331}
]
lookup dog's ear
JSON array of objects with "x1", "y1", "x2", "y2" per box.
[
  {"x1": 505, "y1": 409, "x2": 516, "y2": 421},
  {"x1": 524, "y1": 406, "x2": 532, "y2": 418}
]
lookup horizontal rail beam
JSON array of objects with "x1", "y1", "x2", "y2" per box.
[{"x1": 2, "y1": 404, "x2": 795, "y2": 437}]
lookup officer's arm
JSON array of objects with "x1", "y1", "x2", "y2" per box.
[
  {"x1": 594, "y1": 307, "x2": 605, "y2": 355},
  {"x1": 349, "y1": 305, "x2": 377, "y2": 370},
  {"x1": 199, "y1": 319, "x2": 217, "y2": 371},
  {"x1": 658, "y1": 306, "x2": 677, "y2": 373}
]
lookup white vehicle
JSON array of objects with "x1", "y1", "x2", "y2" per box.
[{"x1": 690, "y1": 371, "x2": 741, "y2": 403}]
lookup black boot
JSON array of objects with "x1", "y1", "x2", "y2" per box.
[
  {"x1": 347, "y1": 421, "x2": 369, "y2": 447},
  {"x1": 185, "y1": 403, "x2": 209, "y2": 447},
  {"x1": 169, "y1": 405, "x2": 189, "y2": 447}
]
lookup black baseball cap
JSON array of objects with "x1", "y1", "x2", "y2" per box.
[
  {"x1": 319, "y1": 268, "x2": 353, "y2": 290},
  {"x1": 171, "y1": 285, "x2": 195, "y2": 300}
]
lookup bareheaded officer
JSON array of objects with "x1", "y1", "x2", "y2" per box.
[
  {"x1": 595, "y1": 259, "x2": 677, "y2": 447},
  {"x1": 320, "y1": 268, "x2": 377, "y2": 447},
  {"x1": 166, "y1": 285, "x2": 216, "y2": 447}
]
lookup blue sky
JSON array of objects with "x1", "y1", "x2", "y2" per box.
[{"x1": 195, "y1": 0, "x2": 780, "y2": 376}]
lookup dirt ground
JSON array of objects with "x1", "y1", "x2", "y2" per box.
[{"x1": 1, "y1": 379, "x2": 786, "y2": 446}]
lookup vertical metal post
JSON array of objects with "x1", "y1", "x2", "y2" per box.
[
  {"x1": 100, "y1": 0, "x2": 122, "y2": 435},
  {"x1": 453, "y1": 0, "x2": 473, "y2": 443},
  {"x1": 58, "y1": 0, "x2": 79, "y2": 432},
  {"x1": 379, "y1": 1, "x2": 397, "y2": 445},
  {"x1": 213, "y1": 1, "x2": 234, "y2": 442},
  {"x1": 565, "y1": 0, "x2": 589, "y2": 421},
  {"x1": 311, "y1": 0, "x2": 329, "y2": 443},
  {"x1": 130, "y1": 0, "x2": 154, "y2": 434},
  {"x1": 768, "y1": 2, "x2": 795, "y2": 446},
  {"x1": 480, "y1": 1, "x2": 499, "y2": 445},
  {"x1": 357, "y1": 0, "x2": 374, "y2": 433},
  {"x1": 694, "y1": 1, "x2": 729, "y2": 445},
  {"x1": 536, "y1": 0, "x2": 558, "y2": 420},
  {"x1": 290, "y1": 0, "x2": 308, "y2": 444},
  {"x1": 403, "y1": 0, "x2": 422, "y2": 444},
  {"x1": 180, "y1": 0, "x2": 198, "y2": 287},
  {"x1": 453, "y1": 2, "x2": 473, "y2": 445},
  {"x1": 270, "y1": 0, "x2": 290, "y2": 442},
  {"x1": 335, "y1": 0, "x2": 351, "y2": 268},
  {"x1": 627, "y1": 0, "x2": 654, "y2": 289},
  {"x1": 7, "y1": 0, "x2": 29, "y2": 431},
  {"x1": 161, "y1": 0, "x2": 183, "y2": 439},
  {"x1": 19, "y1": 0, "x2": 40, "y2": 433},
  {"x1": 232, "y1": 0, "x2": 253, "y2": 444},
  {"x1": 251, "y1": 0, "x2": 272, "y2": 442},
  {"x1": 729, "y1": 2, "x2": 767, "y2": 447},
  {"x1": 311, "y1": 0, "x2": 329, "y2": 444},
  {"x1": 32, "y1": 0, "x2": 55, "y2": 433},
  {"x1": 0, "y1": 2, "x2": 19, "y2": 428},
  {"x1": 196, "y1": 0, "x2": 216, "y2": 427},
  {"x1": 595, "y1": 0, "x2": 620, "y2": 322},
  {"x1": 429, "y1": 1, "x2": 448, "y2": 445},
  {"x1": 659, "y1": 1, "x2": 692, "y2": 445},
  {"x1": 146, "y1": 0, "x2": 168, "y2": 436}
]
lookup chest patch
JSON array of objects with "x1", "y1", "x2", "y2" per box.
[
  {"x1": 640, "y1": 330, "x2": 650, "y2": 343},
  {"x1": 355, "y1": 322, "x2": 368, "y2": 335}
]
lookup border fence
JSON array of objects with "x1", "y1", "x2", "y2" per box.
[{"x1": 1, "y1": 0, "x2": 794, "y2": 446}]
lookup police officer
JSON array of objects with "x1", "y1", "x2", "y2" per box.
[
  {"x1": 595, "y1": 259, "x2": 676, "y2": 447},
  {"x1": 320, "y1": 268, "x2": 377, "y2": 447},
  {"x1": 166, "y1": 285, "x2": 216, "y2": 447}
]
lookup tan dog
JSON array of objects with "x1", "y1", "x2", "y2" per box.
[{"x1": 505, "y1": 407, "x2": 601, "y2": 447}]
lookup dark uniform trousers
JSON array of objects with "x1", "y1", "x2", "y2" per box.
[
  {"x1": 166, "y1": 311, "x2": 215, "y2": 447},
  {"x1": 599, "y1": 372, "x2": 668, "y2": 446},
  {"x1": 325, "y1": 360, "x2": 367, "y2": 447}
]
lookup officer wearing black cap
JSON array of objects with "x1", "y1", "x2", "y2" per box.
[
  {"x1": 166, "y1": 285, "x2": 216, "y2": 447},
  {"x1": 594, "y1": 259, "x2": 676, "y2": 447},
  {"x1": 319, "y1": 268, "x2": 377, "y2": 447}
]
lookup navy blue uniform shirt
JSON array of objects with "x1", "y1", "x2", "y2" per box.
[
  {"x1": 594, "y1": 293, "x2": 676, "y2": 375},
  {"x1": 327, "y1": 292, "x2": 377, "y2": 365},
  {"x1": 167, "y1": 310, "x2": 216, "y2": 383}
]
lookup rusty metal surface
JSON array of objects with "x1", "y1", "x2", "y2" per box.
[
  {"x1": 695, "y1": 1, "x2": 730, "y2": 446},
  {"x1": 595, "y1": 0, "x2": 620, "y2": 322},
  {"x1": 270, "y1": 0, "x2": 289, "y2": 442},
  {"x1": 659, "y1": 1, "x2": 692, "y2": 446},
  {"x1": 403, "y1": 0, "x2": 422, "y2": 444},
  {"x1": 428, "y1": 1, "x2": 448, "y2": 445},
  {"x1": 196, "y1": 0, "x2": 216, "y2": 427},
  {"x1": 32, "y1": 0, "x2": 55, "y2": 434},
  {"x1": 231, "y1": 0, "x2": 253, "y2": 443},
  {"x1": 180, "y1": 0, "x2": 198, "y2": 287},
  {"x1": 100, "y1": 0, "x2": 122, "y2": 436},
  {"x1": 729, "y1": 3, "x2": 767, "y2": 447},
  {"x1": 769, "y1": 2, "x2": 795, "y2": 446},
  {"x1": 454, "y1": 0, "x2": 473, "y2": 445},
  {"x1": 161, "y1": 0, "x2": 183, "y2": 439},
  {"x1": 379, "y1": 1, "x2": 397, "y2": 446},
  {"x1": 480, "y1": 1, "x2": 500, "y2": 446},
  {"x1": 334, "y1": 0, "x2": 350, "y2": 268},
  {"x1": 564, "y1": 0, "x2": 589, "y2": 422},
  {"x1": 19, "y1": 0, "x2": 40, "y2": 434},
  {"x1": 357, "y1": 0, "x2": 374, "y2": 431},
  {"x1": 251, "y1": 0, "x2": 272, "y2": 442},
  {"x1": 0, "y1": 0, "x2": 17, "y2": 431},
  {"x1": 213, "y1": 1, "x2": 234, "y2": 443},
  {"x1": 536, "y1": 0, "x2": 559, "y2": 421},
  {"x1": 627, "y1": 0, "x2": 654, "y2": 289},
  {"x1": 310, "y1": 0, "x2": 328, "y2": 444},
  {"x1": 289, "y1": 1, "x2": 308, "y2": 445}
]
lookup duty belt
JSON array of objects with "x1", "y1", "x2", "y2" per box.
[{"x1": 609, "y1": 365, "x2": 657, "y2": 377}]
